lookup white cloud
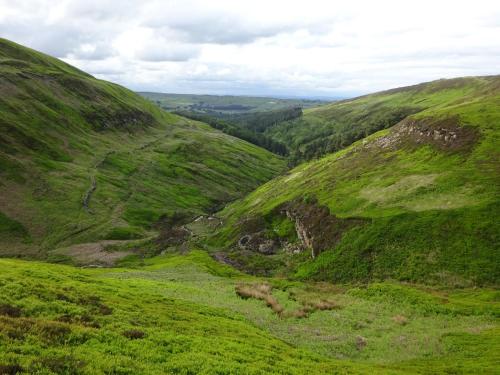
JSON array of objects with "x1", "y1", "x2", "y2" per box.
[{"x1": 0, "y1": 0, "x2": 499, "y2": 97}]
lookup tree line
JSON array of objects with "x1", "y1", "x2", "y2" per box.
[
  {"x1": 220, "y1": 106, "x2": 303, "y2": 133},
  {"x1": 173, "y1": 110, "x2": 290, "y2": 156}
]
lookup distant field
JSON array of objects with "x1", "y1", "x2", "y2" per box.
[{"x1": 138, "y1": 92, "x2": 327, "y2": 114}]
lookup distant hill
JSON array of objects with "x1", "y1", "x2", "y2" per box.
[
  {"x1": 211, "y1": 75, "x2": 500, "y2": 286},
  {"x1": 264, "y1": 76, "x2": 500, "y2": 164},
  {"x1": 138, "y1": 92, "x2": 326, "y2": 114},
  {"x1": 0, "y1": 38, "x2": 285, "y2": 258}
]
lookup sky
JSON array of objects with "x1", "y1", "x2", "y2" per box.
[{"x1": 1, "y1": 0, "x2": 499, "y2": 98}]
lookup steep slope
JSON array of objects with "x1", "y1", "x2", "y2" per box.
[
  {"x1": 265, "y1": 76, "x2": 499, "y2": 163},
  {"x1": 211, "y1": 76, "x2": 500, "y2": 286},
  {"x1": 0, "y1": 38, "x2": 285, "y2": 257}
]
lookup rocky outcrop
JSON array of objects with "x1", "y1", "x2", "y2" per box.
[
  {"x1": 238, "y1": 233, "x2": 277, "y2": 255},
  {"x1": 282, "y1": 242, "x2": 304, "y2": 254},
  {"x1": 281, "y1": 199, "x2": 366, "y2": 258},
  {"x1": 235, "y1": 199, "x2": 366, "y2": 258},
  {"x1": 366, "y1": 116, "x2": 479, "y2": 152},
  {"x1": 291, "y1": 216, "x2": 314, "y2": 250}
]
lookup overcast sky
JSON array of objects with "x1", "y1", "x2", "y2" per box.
[{"x1": 1, "y1": 0, "x2": 499, "y2": 97}]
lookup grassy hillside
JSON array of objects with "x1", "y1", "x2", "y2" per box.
[
  {"x1": 139, "y1": 91, "x2": 325, "y2": 114},
  {"x1": 265, "y1": 76, "x2": 499, "y2": 163},
  {"x1": 0, "y1": 38, "x2": 285, "y2": 257},
  {"x1": 0, "y1": 38, "x2": 498, "y2": 374},
  {"x1": 211, "y1": 76, "x2": 500, "y2": 286},
  {"x1": 0, "y1": 251, "x2": 498, "y2": 374}
]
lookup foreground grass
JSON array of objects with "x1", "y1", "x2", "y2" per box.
[
  {"x1": 1, "y1": 251, "x2": 498, "y2": 374},
  {"x1": 0, "y1": 257, "x2": 381, "y2": 375}
]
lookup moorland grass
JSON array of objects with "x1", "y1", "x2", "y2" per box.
[{"x1": 0, "y1": 251, "x2": 497, "y2": 374}]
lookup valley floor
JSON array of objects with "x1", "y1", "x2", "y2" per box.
[{"x1": 0, "y1": 250, "x2": 498, "y2": 374}]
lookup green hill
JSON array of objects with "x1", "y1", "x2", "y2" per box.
[
  {"x1": 0, "y1": 38, "x2": 285, "y2": 258},
  {"x1": 265, "y1": 76, "x2": 499, "y2": 163},
  {"x1": 211, "y1": 76, "x2": 500, "y2": 286}
]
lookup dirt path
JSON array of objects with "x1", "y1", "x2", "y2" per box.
[
  {"x1": 53, "y1": 240, "x2": 134, "y2": 267},
  {"x1": 82, "y1": 175, "x2": 96, "y2": 212},
  {"x1": 82, "y1": 151, "x2": 114, "y2": 213}
]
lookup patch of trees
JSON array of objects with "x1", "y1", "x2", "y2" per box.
[
  {"x1": 190, "y1": 104, "x2": 254, "y2": 111},
  {"x1": 223, "y1": 106, "x2": 303, "y2": 133},
  {"x1": 289, "y1": 106, "x2": 418, "y2": 165},
  {"x1": 174, "y1": 110, "x2": 289, "y2": 156}
]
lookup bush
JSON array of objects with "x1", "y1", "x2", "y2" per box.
[{"x1": 123, "y1": 329, "x2": 145, "y2": 339}]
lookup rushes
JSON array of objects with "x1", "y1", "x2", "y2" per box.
[
  {"x1": 235, "y1": 283, "x2": 284, "y2": 316},
  {"x1": 290, "y1": 299, "x2": 340, "y2": 319},
  {"x1": 235, "y1": 283, "x2": 339, "y2": 318}
]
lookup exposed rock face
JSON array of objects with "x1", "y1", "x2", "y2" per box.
[
  {"x1": 366, "y1": 116, "x2": 479, "y2": 152},
  {"x1": 236, "y1": 199, "x2": 365, "y2": 258},
  {"x1": 258, "y1": 240, "x2": 277, "y2": 255},
  {"x1": 281, "y1": 200, "x2": 366, "y2": 258},
  {"x1": 237, "y1": 217, "x2": 279, "y2": 255},
  {"x1": 282, "y1": 242, "x2": 304, "y2": 254},
  {"x1": 294, "y1": 220, "x2": 313, "y2": 250}
]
